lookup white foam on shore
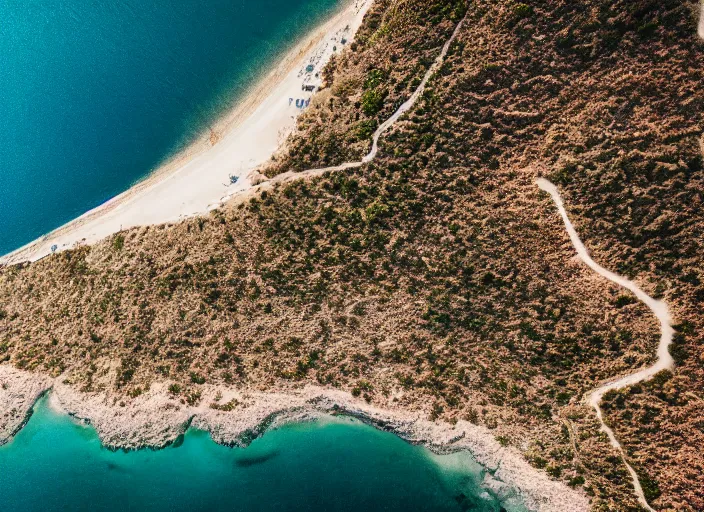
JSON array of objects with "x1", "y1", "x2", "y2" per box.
[{"x1": 1, "y1": 0, "x2": 373, "y2": 266}]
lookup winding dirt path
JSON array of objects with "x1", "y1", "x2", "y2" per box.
[
  {"x1": 232, "y1": 10, "x2": 467, "y2": 196},
  {"x1": 537, "y1": 178, "x2": 674, "y2": 512},
  {"x1": 363, "y1": 12, "x2": 464, "y2": 163}
]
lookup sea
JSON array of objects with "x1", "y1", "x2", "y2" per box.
[
  {"x1": 0, "y1": 0, "x2": 343, "y2": 256},
  {"x1": 0, "y1": 397, "x2": 524, "y2": 511}
]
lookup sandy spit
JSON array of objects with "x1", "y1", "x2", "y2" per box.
[
  {"x1": 0, "y1": 365, "x2": 588, "y2": 512},
  {"x1": 0, "y1": 0, "x2": 373, "y2": 266}
]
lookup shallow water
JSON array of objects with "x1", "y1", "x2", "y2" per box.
[
  {"x1": 0, "y1": 397, "x2": 523, "y2": 511},
  {"x1": 0, "y1": 0, "x2": 342, "y2": 255}
]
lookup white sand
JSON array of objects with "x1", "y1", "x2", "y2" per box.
[{"x1": 0, "y1": 0, "x2": 372, "y2": 266}]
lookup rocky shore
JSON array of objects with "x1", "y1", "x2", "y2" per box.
[
  {"x1": 0, "y1": 366, "x2": 51, "y2": 444},
  {"x1": 0, "y1": 365, "x2": 588, "y2": 512}
]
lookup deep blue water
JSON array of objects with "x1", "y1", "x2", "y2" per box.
[
  {"x1": 0, "y1": 397, "x2": 523, "y2": 511},
  {"x1": 0, "y1": 0, "x2": 342, "y2": 255}
]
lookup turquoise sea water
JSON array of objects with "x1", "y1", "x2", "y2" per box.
[
  {"x1": 0, "y1": 0, "x2": 342, "y2": 256},
  {"x1": 0, "y1": 397, "x2": 521, "y2": 511}
]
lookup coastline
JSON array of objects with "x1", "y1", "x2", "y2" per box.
[
  {"x1": 0, "y1": 0, "x2": 372, "y2": 266},
  {"x1": 0, "y1": 365, "x2": 588, "y2": 512}
]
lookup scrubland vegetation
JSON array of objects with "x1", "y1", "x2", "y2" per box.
[{"x1": 1, "y1": 0, "x2": 702, "y2": 509}]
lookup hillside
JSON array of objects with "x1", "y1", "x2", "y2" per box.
[{"x1": 1, "y1": 0, "x2": 702, "y2": 510}]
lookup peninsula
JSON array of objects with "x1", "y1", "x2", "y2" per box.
[{"x1": 1, "y1": 1, "x2": 702, "y2": 510}]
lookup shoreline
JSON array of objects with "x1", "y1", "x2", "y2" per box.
[
  {"x1": 0, "y1": 365, "x2": 589, "y2": 512},
  {"x1": 0, "y1": 0, "x2": 372, "y2": 266}
]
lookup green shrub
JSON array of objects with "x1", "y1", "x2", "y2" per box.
[
  {"x1": 190, "y1": 372, "x2": 206, "y2": 384},
  {"x1": 636, "y1": 469, "x2": 661, "y2": 502},
  {"x1": 546, "y1": 464, "x2": 562, "y2": 478},
  {"x1": 365, "y1": 201, "x2": 390, "y2": 223},
  {"x1": 354, "y1": 119, "x2": 378, "y2": 140},
  {"x1": 361, "y1": 89, "x2": 386, "y2": 116},
  {"x1": 637, "y1": 20, "x2": 659, "y2": 37},
  {"x1": 429, "y1": 402, "x2": 444, "y2": 420},
  {"x1": 113, "y1": 234, "x2": 124, "y2": 251},
  {"x1": 529, "y1": 455, "x2": 547, "y2": 469},
  {"x1": 210, "y1": 398, "x2": 239, "y2": 412},
  {"x1": 668, "y1": 332, "x2": 688, "y2": 365},
  {"x1": 364, "y1": 69, "x2": 385, "y2": 90},
  {"x1": 115, "y1": 357, "x2": 138, "y2": 388},
  {"x1": 614, "y1": 294, "x2": 637, "y2": 307},
  {"x1": 512, "y1": 3, "x2": 533, "y2": 19},
  {"x1": 186, "y1": 390, "x2": 202, "y2": 406},
  {"x1": 568, "y1": 475, "x2": 585, "y2": 487}
]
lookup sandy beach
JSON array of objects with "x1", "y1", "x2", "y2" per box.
[{"x1": 0, "y1": 0, "x2": 372, "y2": 266}]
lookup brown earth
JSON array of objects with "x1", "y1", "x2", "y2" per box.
[{"x1": 1, "y1": 0, "x2": 702, "y2": 510}]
